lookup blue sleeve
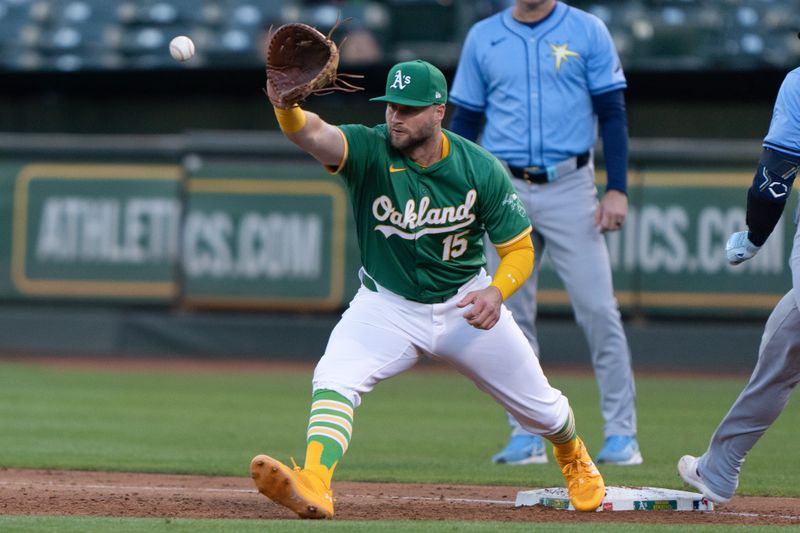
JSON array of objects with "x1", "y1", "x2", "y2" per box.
[
  {"x1": 746, "y1": 147, "x2": 800, "y2": 246},
  {"x1": 449, "y1": 104, "x2": 483, "y2": 143},
  {"x1": 449, "y1": 26, "x2": 487, "y2": 111},
  {"x1": 586, "y1": 17, "x2": 626, "y2": 94},
  {"x1": 748, "y1": 71, "x2": 800, "y2": 246},
  {"x1": 591, "y1": 89, "x2": 628, "y2": 194},
  {"x1": 763, "y1": 69, "x2": 800, "y2": 157}
]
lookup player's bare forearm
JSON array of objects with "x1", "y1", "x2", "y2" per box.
[
  {"x1": 457, "y1": 286, "x2": 503, "y2": 330},
  {"x1": 595, "y1": 189, "x2": 628, "y2": 232},
  {"x1": 280, "y1": 109, "x2": 345, "y2": 168}
]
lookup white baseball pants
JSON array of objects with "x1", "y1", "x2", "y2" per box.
[{"x1": 313, "y1": 269, "x2": 572, "y2": 436}]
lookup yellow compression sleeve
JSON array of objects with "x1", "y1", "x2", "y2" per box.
[
  {"x1": 273, "y1": 105, "x2": 307, "y2": 134},
  {"x1": 490, "y1": 234, "x2": 534, "y2": 301}
]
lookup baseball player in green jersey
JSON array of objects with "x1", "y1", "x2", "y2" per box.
[{"x1": 250, "y1": 59, "x2": 605, "y2": 518}]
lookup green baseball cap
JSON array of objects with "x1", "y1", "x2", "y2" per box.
[{"x1": 370, "y1": 60, "x2": 448, "y2": 107}]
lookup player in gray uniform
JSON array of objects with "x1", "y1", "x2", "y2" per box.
[
  {"x1": 450, "y1": 0, "x2": 640, "y2": 465},
  {"x1": 250, "y1": 59, "x2": 606, "y2": 518},
  {"x1": 678, "y1": 65, "x2": 800, "y2": 504}
]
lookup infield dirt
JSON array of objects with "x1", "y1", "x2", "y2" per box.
[
  {"x1": 2, "y1": 468, "x2": 800, "y2": 526},
  {"x1": 3, "y1": 356, "x2": 798, "y2": 526}
]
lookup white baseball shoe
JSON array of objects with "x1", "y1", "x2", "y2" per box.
[{"x1": 677, "y1": 455, "x2": 730, "y2": 505}]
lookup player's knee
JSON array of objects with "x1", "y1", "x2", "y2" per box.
[{"x1": 311, "y1": 381, "x2": 362, "y2": 408}]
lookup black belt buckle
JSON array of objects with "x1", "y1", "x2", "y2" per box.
[
  {"x1": 509, "y1": 165, "x2": 548, "y2": 184},
  {"x1": 508, "y1": 151, "x2": 590, "y2": 184}
]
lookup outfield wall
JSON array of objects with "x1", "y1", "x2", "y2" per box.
[
  {"x1": 0, "y1": 303, "x2": 765, "y2": 372},
  {"x1": 0, "y1": 132, "x2": 793, "y2": 315},
  {"x1": 0, "y1": 132, "x2": 792, "y2": 363}
]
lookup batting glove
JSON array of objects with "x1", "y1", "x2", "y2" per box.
[{"x1": 725, "y1": 231, "x2": 761, "y2": 265}]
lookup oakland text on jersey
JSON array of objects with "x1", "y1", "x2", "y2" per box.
[
  {"x1": 371, "y1": 189, "x2": 477, "y2": 240},
  {"x1": 335, "y1": 123, "x2": 531, "y2": 301}
]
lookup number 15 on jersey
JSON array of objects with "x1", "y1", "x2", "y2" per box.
[{"x1": 442, "y1": 230, "x2": 470, "y2": 261}]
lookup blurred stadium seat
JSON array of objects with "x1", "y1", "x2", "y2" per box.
[
  {"x1": 0, "y1": 0, "x2": 797, "y2": 72},
  {"x1": 285, "y1": 1, "x2": 388, "y2": 65},
  {"x1": 384, "y1": 0, "x2": 475, "y2": 66},
  {"x1": 573, "y1": 0, "x2": 800, "y2": 72}
]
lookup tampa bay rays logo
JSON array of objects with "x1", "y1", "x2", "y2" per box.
[
  {"x1": 390, "y1": 70, "x2": 411, "y2": 90},
  {"x1": 372, "y1": 190, "x2": 477, "y2": 240},
  {"x1": 549, "y1": 43, "x2": 579, "y2": 72}
]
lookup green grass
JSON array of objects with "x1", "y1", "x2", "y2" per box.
[
  {"x1": 0, "y1": 360, "x2": 798, "y2": 498},
  {"x1": 0, "y1": 516, "x2": 789, "y2": 533}
]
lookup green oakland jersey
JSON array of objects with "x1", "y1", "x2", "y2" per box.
[{"x1": 333, "y1": 123, "x2": 531, "y2": 303}]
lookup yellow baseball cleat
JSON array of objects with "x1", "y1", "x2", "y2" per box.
[
  {"x1": 250, "y1": 454, "x2": 334, "y2": 519},
  {"x1": 554, "y1": 437, "x2": 606, "y2": 512}
]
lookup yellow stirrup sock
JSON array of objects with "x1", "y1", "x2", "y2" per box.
[{"x1": 303, "y1": 389, "x2": 354, "y2": 487}]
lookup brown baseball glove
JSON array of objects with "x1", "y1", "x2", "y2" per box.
[{"x1": 265, "y1": 21, "x2": 364, "y2": 109}]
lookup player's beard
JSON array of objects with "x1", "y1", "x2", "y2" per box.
[{"x1": 389, "y1": 117, "x2": 437, "y2": 153}]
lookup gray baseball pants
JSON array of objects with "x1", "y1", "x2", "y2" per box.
[
  {"x1": 697, "y1": 289, "x2": 800, "y2": 500},
  {"x1": 487, "y1": 163, "x2": 637, "y2": 438}
]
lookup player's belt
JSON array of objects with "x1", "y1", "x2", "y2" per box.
[{"x1": 507, "y1": 152, "x2": 590, "y2": 184}]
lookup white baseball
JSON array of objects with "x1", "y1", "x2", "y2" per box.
[{"x1": 169, "y1": 36, "x2": 195, "y2": 62}]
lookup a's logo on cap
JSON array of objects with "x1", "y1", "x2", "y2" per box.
[
  {"x1": 435, "y1": 91, "x2": 441, "y2": 99},
  {"x1": 390, "y1": 69, "x2": 411, "y2": 90}
]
